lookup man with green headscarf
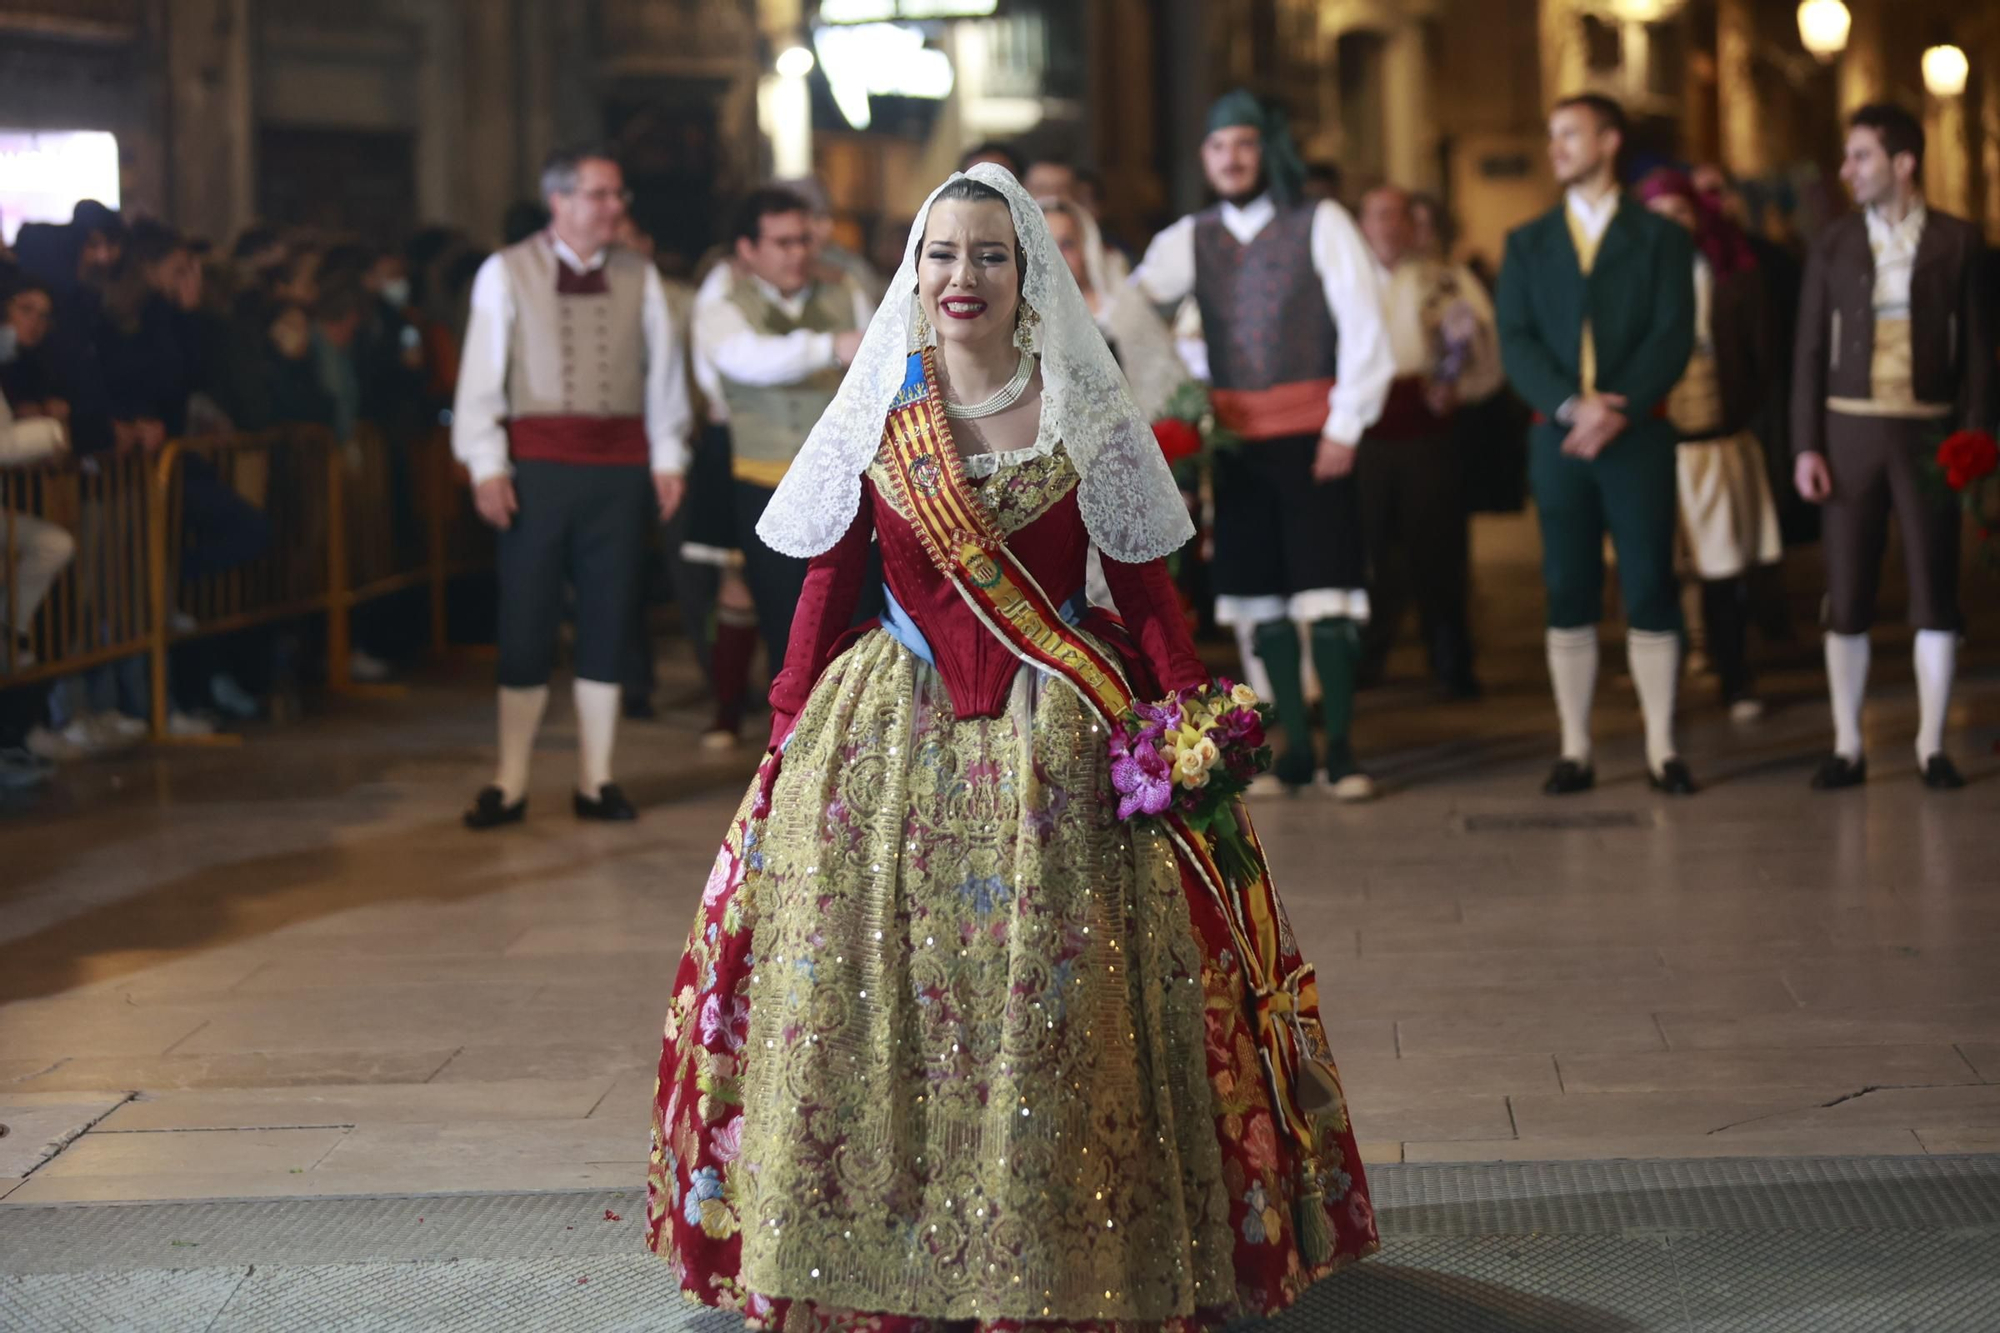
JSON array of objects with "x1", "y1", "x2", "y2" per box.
[{"x1": 1132, "y1": 90, "x2": 1394, "y2": 801}]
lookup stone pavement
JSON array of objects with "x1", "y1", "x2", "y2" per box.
[
  {"x1": 4, "y1": 1157, "x2": 2000, "y2": 1330},
  {"x1": 0, "y1": 511, "x2": 1996, "y2": 1326}
]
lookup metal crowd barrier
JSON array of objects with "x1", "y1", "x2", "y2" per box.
[
  {"x1": 0, "y1": 450, "x2": 155, "y2": 684},
  {"x1": 0, "y1": 424, "x2": 495, "y2": 740}
]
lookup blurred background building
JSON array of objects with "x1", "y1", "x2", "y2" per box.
[{"x1": 2, "y1": 0, "x2": 1996, "y2": 270}]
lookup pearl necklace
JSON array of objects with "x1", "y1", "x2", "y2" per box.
[{"x1": 941, "y1": 352, "x2": 1036, "y2": 420}]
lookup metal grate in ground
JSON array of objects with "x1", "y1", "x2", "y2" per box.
[{"x1": 2, "y1": 1157, "x2": 1997, "y2": 1331}]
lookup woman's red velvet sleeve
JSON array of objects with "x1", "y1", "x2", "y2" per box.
[
  {"x1": 766, "y1": 486, "x2": 876, "y2": 750},
  {"x1": 1099, "y1": 552, "x2": 1208, "y2": 695}
]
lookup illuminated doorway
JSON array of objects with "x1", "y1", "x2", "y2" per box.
[{"x1": 0, "y1": 130, "x2": 120, "y2": 243}]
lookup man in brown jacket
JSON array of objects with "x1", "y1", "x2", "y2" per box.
[{"x1": 1792, "y1": 103, "x2": 1993, "y2": 791}]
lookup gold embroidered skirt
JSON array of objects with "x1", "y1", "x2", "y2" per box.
[{"x1": 647, "y1": 631, "x2": 1377, "y2": 1331}]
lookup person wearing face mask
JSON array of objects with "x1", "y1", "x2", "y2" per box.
[
  {"x1": 1130, "y1": 90, "x2": 1395, "y2": 801},
  {"x1": 1792, "y1": 104, "x2": 1993, "y2": 792},
  {"x1": 645, "y1": 164, "x2": 1378, "y2": 1328},
  {"x1": 356, "y1": 247, "x2": 430, "y2": 433},
  {"x1": 691, "y1": 187, "x2": 873, "y2": 684},
  {"x1": 1497, "y1": 94, "x2": 1697, "y2": 797},
  {"x1": 452, "y1": 143, "x2": 694, "y2": 830}
]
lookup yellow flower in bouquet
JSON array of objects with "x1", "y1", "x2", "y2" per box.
[{"x1": 1174, "y1": 747, "x2": 1211, "y2": 789}]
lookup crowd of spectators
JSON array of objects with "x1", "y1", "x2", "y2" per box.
[{"x1": 0, "y1": 200, "x2": 500, "y2": 788}]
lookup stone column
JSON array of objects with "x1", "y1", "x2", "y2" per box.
[
  {"x1": 1984, "y1": 40, "x2": 2000, "y2": 243},
  {"x1": 407, "y1": 0, "x2": 468, "y2": 232},
  {"x1": 1715, "y1": 0, "x2": 1766, "y2": 178},
  {"x1": 1683, "y1": 38, "x2": 1720, "y2": 169},
  {"x1": 460, "y1": 0, "x2": 522, "y2": 246},
  {"x1": 1925, "y1": 94, "x2": 1973, "y2": 218},
  {"x1": 164, "y1": 0, "x2": 255, "y2": 242},
  {"x1": 1837, "y1": 0, "x2": 1885, "y2": 117},
  {"x1": 1382, "y1": 19, "x2": 1438, "y2": 193},
  {"x1": 1539, "y1": 0, "x2": 1586, "y2": 106},
  {"x1": 1087, "y1": 0, "x2": 1164, "y2": 243},
  {"x1": 515, "y1": 0, "x2": 557, "y2": 189},
  {"x1": 1161, "y1": 0, "x2": 1212, "y2": 216}
]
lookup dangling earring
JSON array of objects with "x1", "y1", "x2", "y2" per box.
[
  {"x1": 910, "y1": 299, "x2": 932, "y2": 352},
  {"x1": 1013, "y1": 302, "x2": 1040, "y2": 353}
]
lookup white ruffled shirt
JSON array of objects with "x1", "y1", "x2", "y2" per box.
[
  {"x1": 1130, "y1": 194, "x2": 1394, "y2": 446},
  {"x1": 1864, "y1": 201, "x2": 1927, "y2": 319}
]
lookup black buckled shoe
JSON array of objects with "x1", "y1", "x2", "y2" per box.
[
  {"x1": 464, "y1": 785, "x2": 526, "y2": 830},
  {"x1": 1542, "y1": 758, "x2": 1595, "y2": 796},
  {"x1": 1648, "y1": 758, "x2": 1699, "y2": 796},
  {"x1": 1920, "y1": 755, "x2": 1967, "y2": 791},
  {"x1": 1809, "y1": 754, "x2": 1867, "y2": 790},
  {"x1": 575, "y1": 783, "x2": 639, "y2": 822}
]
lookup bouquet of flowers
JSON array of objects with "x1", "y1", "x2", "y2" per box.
[
  {"x1": 1108, "y1": 680, "x2": 1272, "y2": 887},
  {"x1": 1151, "y1": 381, "x2": 1243, "y2": 469},
  {"x1": 1934, "y1": 429, "x2": 1999, "y2": 566}
]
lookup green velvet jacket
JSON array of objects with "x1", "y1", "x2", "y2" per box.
[{"x1": 1496, "y1": 195, "x2": 1696, "y2": 434}]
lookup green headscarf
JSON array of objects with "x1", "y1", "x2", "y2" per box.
[{"x1": 1205, "y1": 89, "x2": 1307, "y2": 207}]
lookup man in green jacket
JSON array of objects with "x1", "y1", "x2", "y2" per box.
[{"x1": 1497, "y1": 93, "x2": 1697, "y2": 795}]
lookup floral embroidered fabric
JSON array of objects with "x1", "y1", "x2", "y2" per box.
[
  {"x1": 649, "y1": 415, "x2": 1376, "y2": 1331},
  {"x1": 872, "y1": 439, "x2": 1080, "y2": 537},
  {"x1": 647, "y1": 639, "x2": 1376, "y2": 1329}
]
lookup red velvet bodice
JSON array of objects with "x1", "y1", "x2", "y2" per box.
[{"x1": 769, "y1": 472, "x2": 1204, "y2": 739}]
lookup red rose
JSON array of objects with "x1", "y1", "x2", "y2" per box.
[
  {"x1": 1936, "y1": 430, "x2": 1998, "y2": 492},
  {"x1": 1153, "y1": 417, "x2": 1203, "y2": 464}
]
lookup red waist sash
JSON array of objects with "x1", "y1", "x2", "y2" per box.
[
  {"x1": 507, "y1": 415, "x2": 647, "y2": 466},
  {"x1": 1210, "y1": 377, "x2": 1337, "y2": 441}
]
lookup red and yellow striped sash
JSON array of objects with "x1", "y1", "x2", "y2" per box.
[{"x1": 877, "y1": 348, "x2": 1337, "y2": 1151}]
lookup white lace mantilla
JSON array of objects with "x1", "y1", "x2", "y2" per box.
[{"x1": 756, "y1": 163, "x2": 1194, "y2": 564}]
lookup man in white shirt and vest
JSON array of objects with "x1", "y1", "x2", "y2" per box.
[
  {"x1": 693, "y1": 187, "x2": 872, "y2": 672},
  {"x1": 1792, "y1": 103, "x2": 1993, "y2": 792},
  {"x1": 1132, "y1": 90, "x2": 1394, "y2": 801},
  {"x1": 453, "y1": 144, "x2": 693, "y2": 830}
]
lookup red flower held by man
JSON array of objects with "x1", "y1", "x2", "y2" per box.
[
  {"x1": 1937, "y1": 429, "x2": 1999, "y2": 491},
  {"x1": 1152, "y1": 417, "x2": 1203, "y2": 464}
]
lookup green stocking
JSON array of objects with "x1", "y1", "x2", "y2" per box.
[
  {"x1": 1310, "y1": 616, "x2": 1363, "y2": 780},
  {"x1": 1252, "y1": 619, "x2": 1317, "y2": 786}
]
